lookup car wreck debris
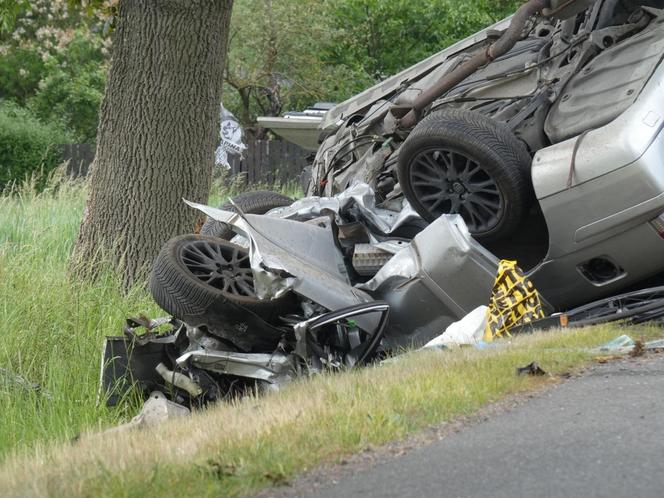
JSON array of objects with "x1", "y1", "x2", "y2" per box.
[
  {"x1": 512, "y1": 286, "x2": 664, "y2": 333},
  {"x1": 309, "y1": 0, "x2": 664, "y2": 309},
  {"x1": 103, "y1": 0, "x2": 664, "y2": 410},
  {"x1": 103, "y1": 391, "x2": 191, "y2": 434},
  {"x1": 516, "y1": 362, "x2": 547, "y2": 376},
  {"x1": 422, "y1": 306, "x2": 489, "y2": 349}
]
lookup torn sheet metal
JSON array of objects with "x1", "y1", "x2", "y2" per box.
[
  {"x1": 265, "y1": 183, "x2": 422, "y2": 236},
  {"x1": 185, "y1": 201, "x2": 379, "y2": 333},
  {"x1": 176, "y1": 350, "x2": 296, "y2": 385},
  {"x1": 360, "y1": 215, "x2": 499, "y2": 349}
]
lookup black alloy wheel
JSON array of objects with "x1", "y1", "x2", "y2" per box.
[
  {"x1": 397, "y1": 108, "x2": 533, "y2": 243},
  {"x1": 405, "y1": 146, "x2": 504, "y2": 234},
  {"x1": 181, "y1": 238, "x2": 256, "y2": 298}
]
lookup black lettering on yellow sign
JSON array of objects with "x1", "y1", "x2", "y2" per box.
[{"x1": 484, "y1": 260, "x2": 545, "y2": 341}]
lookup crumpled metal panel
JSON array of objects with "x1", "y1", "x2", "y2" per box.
[
  {"x1": 176, "y1": 349, "x2": 296, "y2": 385},
  {"x1": 360, "y1": 215, "x2": 499, "y2": 348},
  {"x1": 267, "y1": 183, "x2": 422, "y2": 236},
  {"x1": 186, "y1": 201, "x2": 380, "y2": 333}
]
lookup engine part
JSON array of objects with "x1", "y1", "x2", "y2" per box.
[{"x1": 352, "y1": 244, "x2": 395, "y2": 276}]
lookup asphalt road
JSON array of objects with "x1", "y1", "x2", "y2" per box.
[{"x1": 281, "y1": 356, "x2": 664, "y2": 498}]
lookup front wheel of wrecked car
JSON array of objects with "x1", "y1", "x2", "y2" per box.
[
  {"x1": 397, "y1": 109, "x2": 533, "y2": 243},
  {"x1": 150, "y1": 235, "x2": 296, "y2": 350}
]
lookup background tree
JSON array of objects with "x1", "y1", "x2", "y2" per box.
[
  {"x1": 0, "y1": 0, "x2": 109, "y2": 142},
  {"x1": 71, "y1": 0, "x2": 234, "y2": 288},
  {"x1": 222, "y1": 0, "x2": 370, "y2": 133},
  {"x1": 325, "y1": 0, "x2": 521, "y2": 81}
]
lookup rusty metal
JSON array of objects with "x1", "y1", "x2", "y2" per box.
[{"x1": 398, "y1": 0, "x2": 551, "y2": 129}]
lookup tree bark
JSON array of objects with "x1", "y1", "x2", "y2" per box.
[{"x1": 72, "y1": 0, "x2": 233, "y2": 289}]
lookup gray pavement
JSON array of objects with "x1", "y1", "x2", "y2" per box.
[{"x1": 287, "y1": 356, "x2": 664, "y2": 498}]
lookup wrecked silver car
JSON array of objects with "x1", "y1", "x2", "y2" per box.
[
  {"x1": 103, "y1": 0, "x2": 664, "y2": 406},
  {"x1": 311, "y1": 0, "x2": 664, "y2": 309},
  {"x1": 103, "y1": 198, "x2": 498, "y2": 405}
]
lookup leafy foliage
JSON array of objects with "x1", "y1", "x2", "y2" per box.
[
  {"x1": 223, "y1": 0, "x2": 372, "y2": 131},
  {"x1": 223, "y1": 0, "x2": 522, "y2": 127},
  {"x1": 0, "y1": 0, "x2": 109, "y2": 142},
  {"x1": 0, "y1": 101, "x2": 71, "y2": 190},
  {"x1": 28, "y1": 29, "x2": 107, "y2": 142},
  {"x1": 0, "y1": 0, "x2": 524, "y2": 138},
  {"x1": 325, "y1": 0, "x2": 522, "y2": 81}
]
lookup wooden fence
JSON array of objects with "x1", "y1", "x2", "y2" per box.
[
  {"x1": 63, "y1": 139, "x2": 312, "y2": 186},
  {"x1": 227, "y1": 139, "x2": 312, "y2": 186},
  {"x1": 63, "y1": 143, "x2": 95, "y2": 177}
]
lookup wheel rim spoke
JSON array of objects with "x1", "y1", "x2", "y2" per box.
[
  {"x1": 182, "y1": 240, "x2": 256, "y2": 297},
  {"x1": 408, "y1": 147, "x2": 503, "y2": 233}
]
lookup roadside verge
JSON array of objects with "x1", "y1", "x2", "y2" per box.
[{"x1": 1, "y1": 324, "x2": 662, "y2": 497}]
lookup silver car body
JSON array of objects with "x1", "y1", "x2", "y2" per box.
[
  {"x1": 529, "y1": 59, "x2": 664, "y2": 307},
  {"x1": 309, "y1": 2, "x2": 664, "y2": 310}
]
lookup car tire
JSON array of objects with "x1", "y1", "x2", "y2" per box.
[
  {"x1": 200, "y1": 190, "x2": 293, "y2": 240},
  {"x1": 150, "y1": 234, "x2": 296, "y2": 350},
  {"x1": 397, "y1": 108, "x2": 533, "y2": 243}
]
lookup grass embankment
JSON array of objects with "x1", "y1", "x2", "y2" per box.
[
  {"x1": 1, "y1": 325, "x2": 663, "y2": 497},
  {"x1": 0, "y1": 173, "x2": 300, "y2": 458},
  {"x1": 0, "y1": 175, "x2": 662, "y2": 497}
]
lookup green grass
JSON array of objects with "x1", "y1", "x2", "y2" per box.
[
  {"x1": 0, "y1": 172, "x2": 300, "y2": 459},
  {"x1": 0, "y1": 176, "x2": 157, "y2": 456},
  {"x1": 1, "y1": 324, "x2": 662, "y2": 497}
]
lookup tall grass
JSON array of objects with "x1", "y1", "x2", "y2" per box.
[
  {"x1": 0, "y1": 175, "x2": 156, "y2": 457},
  {"x1": 0, "y1": 170, "x2": 300, "y2": 459}
]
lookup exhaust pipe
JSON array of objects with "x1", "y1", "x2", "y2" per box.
[{"x1": 398, "y1": 0, "x2": 551, "y2": 129}]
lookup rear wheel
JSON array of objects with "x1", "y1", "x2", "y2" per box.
[
  {"x1": 200, "y1": 190, "x2": 293, "y2": 239},
  {"x1": 397, "y1": 109, "x2": 533, "y2": 242}
]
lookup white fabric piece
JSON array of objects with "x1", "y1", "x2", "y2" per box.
[
  {"x1": 215, "y1": 104, "x2": 247, "y2": 168},
  {"x1": 423, "y1": 306, "x2": 488, "y2": 349}
]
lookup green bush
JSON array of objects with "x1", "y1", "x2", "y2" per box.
[
  {"x1": 27, "y1": 30, "x2": 107, "y2": 143},
  {"x1": 0, "y1": 47, "x2": 46, "y2": 105},
  {"x1": 0, "y1": 101, "x2": 71, "y2": 190}
]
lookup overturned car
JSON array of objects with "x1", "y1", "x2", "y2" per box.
[{"x1": 103, "y1": 0, "x2": 664, "y2": 406}]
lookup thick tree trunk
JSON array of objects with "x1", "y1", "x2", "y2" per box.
[{"x1": 72, "y1": 0, "x2": 233, "y2": 289}]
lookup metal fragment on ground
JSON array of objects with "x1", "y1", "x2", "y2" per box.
[
  {"x1": 104, "y1": 391, "x2": 190, "y2": 434},
  {"x1": 516, "y1": 362, "x2": 547, "y2": 376}
]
